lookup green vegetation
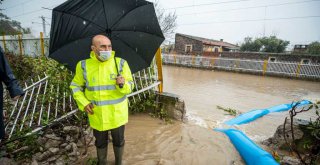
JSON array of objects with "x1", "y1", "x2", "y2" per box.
[
  {"x1": 307, "y1": 41, "x2": 320, "y2": 55},
  {"x1": 129, "y1": 93, "x2": 171, "y2": 122},
  {"x1": 240, "y1": 36, "x2": 290, "y2": 53},
  {"x1": 216, "y1": 105, "x2": 241, "y2": 116},
  {"x1": 304, "y1": 101, "x2": 320, "y2": 164},
  {"x1": 0, "y1": 12, "x2": 31, "y2": 35},
  {"x1": 6, "y1": 53, "x2": 72, "y2": 87},
  {"x1": 86, "y1": 157, "x2": 98, "y2": 165},
  {"x1": 5, "y1": 131, "x2": 40, "y2": 161},
  {"x1": 284, "y1": 101, "x2": 320, "y2": 164},
  {"x1": 5, "y1": 53, "x2": 73, "y2": 125}
]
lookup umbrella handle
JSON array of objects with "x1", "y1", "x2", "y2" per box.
[
  {"x1": 119, "y1": 83, "x2": 124, "y2": 88},
  {"x1": 117, "y1": 74, "x2": 124, "y2": 88},
  {"x1": 114, "y1": 57, "x2": 123, "y2": 88}
]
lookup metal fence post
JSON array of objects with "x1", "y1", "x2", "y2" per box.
[
  {"x1": 235, "y1": 59, "x2": 240, "y2": 69},
  {"x1": 262, "y1": 60, "x2": 268, "y2": 76},
  {"x1": 155, "y1": 48, "x2": 163, "y2": 93},
  {"x1": 2, "y1": 33, "x2": 7, "y2": 53},
  {"x1": 192, "y1": 55, "x2": 195, "y2": 65},
  {"x1": 296, "y1": 63, "x2": 301, "y2": 77},
  {"x1": 211, "y1": 57, "x2": 215, "y2": 68},
  {"x1": 18, "y1": 33, "x2": 23, "y2": 56},
  {"x1": 40, "y1": 32, "x2": 45, "y2": 56}
]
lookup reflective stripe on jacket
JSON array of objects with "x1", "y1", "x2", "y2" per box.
[{"x1": 70, "y1": 51, "x2": 134, "y2": 131}]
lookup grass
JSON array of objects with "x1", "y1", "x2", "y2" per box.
[{"x1": 216, "y1": 105, "x2": 241, "y2": 116}]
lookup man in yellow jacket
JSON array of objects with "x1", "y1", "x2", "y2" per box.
[{"x1": 70, "y1": 35, "x2": 134, "y2": 165}]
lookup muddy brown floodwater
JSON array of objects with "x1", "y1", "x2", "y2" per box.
[{"x1": 82, "y1": 65, "x2": 320, "y2": 165}]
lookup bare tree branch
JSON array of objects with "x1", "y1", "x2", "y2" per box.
[
  {"x1": 154, "y1": 0, "x2": 177, "y2": 41},
  {"x1": 283, "y1": 101, "x2": 317, "y2": 165}
]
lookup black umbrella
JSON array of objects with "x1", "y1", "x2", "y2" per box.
[{"x1": 49, "y1": 0, "x2": 164, "y2": 73}]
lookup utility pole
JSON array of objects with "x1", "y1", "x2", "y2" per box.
[
  {"x1": 40, "y1": 16, "x2": 46, "y2": 37},
  {"x1": 263, "y1": 6, "x2": 267, "y2": 37}
]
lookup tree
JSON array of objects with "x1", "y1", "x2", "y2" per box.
[
  {"x1": 307, "y1": 41, "x2": 320, "y2": 55},
  {"x1": 0, "y1": 12, "x2": 31, "y2": 35},
  {"x1": 258, "y1": 36, "x2": 289, "y2": 53},
  {"x1": 154, "y1": 1, "x2": 177, "y2": 42},
  {"x1": 240, "y1": 37, "x2": 262, "y2": 52},
  {"x1": 240, "y1": 36, "x2": 289, "y2": 53}
]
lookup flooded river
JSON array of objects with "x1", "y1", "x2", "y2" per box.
[
  {"x1": 163, "y1": 66, "x2": 319, "y2": 137},
  {"x1": 85, "y1": 65, "x2": 320, "y2": 164}
]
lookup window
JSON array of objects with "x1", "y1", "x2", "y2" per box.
[
  {"x1": 301, "y1": 59, "x2": 310, "y2": 64},
  {"x1": 268, "y1": 57, "x2": 277, "y2": 62},
  {"x1": 185, "y1": 44, "x2": 192, "y2": 53}
]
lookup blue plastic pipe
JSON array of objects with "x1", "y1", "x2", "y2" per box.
[
  {"x1": 225, "y1": 100, "x2": 311, "y2": 125},
  {"x1": 215, "y1": 128, "x2": 279, "y2": 165}
]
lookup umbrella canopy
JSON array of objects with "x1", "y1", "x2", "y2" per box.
[{"x1": 49, "y1": 0, "x2": 164, "y2": 73}]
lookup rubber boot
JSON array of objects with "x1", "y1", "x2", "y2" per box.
[
  {"x1": 97, "y1": 147, "x2": 107, "y2": 165},
  {"x1": 113, "y1": 145, "x2": 124, "y2": 165}
]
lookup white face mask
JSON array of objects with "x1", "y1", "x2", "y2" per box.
[{"x1": 98, "y1": 51, "x2": 112, "y2": 61}]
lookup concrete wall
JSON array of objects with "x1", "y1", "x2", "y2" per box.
[
  {"x1": 219, "y1": 52, "x2": 320, "y2": 64},
  {"x1": 162, "y1": 54, "x2": 320, "y2": 81},
  {"x1": 157, "y1": 92, "x2": 186, "y2": 121}
]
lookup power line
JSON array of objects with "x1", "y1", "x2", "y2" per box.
[
  {"x1": 11, "y1": 8, "x2": 45, "y2": 18},
  {"x1": 32, "y1": 21, "x2": 50, "y2": 25},
  {"x1": 9, "y1": 4, "x2": 58, "y2": 18},
  {"x1": 179, "y1": 15, "x2": 320, "y2": 26},
  {"x1": 4, "y1": 0, "x2": 38, "y2": 10},
  {"x1": 164, "y1": 0, "x2": 252, "y2": 10},
  {"x1": 179, "y1": 0, "x2": 320, "y2": 16},
  {"x1": 42, "y1": 7, "x2": 53, "y2": 10}
]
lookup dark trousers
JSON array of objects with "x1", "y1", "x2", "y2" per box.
[
  {"x1": 0, "y1": 87, "x2": 4, "y2": 140},
  {"x1": 93, "y1": 125, "x2": 125, "y2": 149}
]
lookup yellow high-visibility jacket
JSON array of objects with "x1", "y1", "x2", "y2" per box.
[{"x1": 70, "y1": 51, "x2": 134, "y2": 131}]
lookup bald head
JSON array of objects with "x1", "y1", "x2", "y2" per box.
[
  {"x1": 91, "y1": 35, "x2": 112, "y2": 60},
  {"x1": 92, "y1": 35, "x2": 110, "y2": 46}
]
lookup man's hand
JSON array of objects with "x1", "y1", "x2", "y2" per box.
[
  {"x1": 12, "y1": 95, "x2": 20, "y2": 101},
  {"x1": 116, "y1": 75, "x2": 125, "y2": 85},
  {"x1": 3, "y1": 110, "x2": 7, "y2": 119},
  {"x1": 84, "y1": 103, "x2": 94, "y2": 115}
]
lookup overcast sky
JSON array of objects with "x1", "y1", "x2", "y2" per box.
[{"x1": 1, "y1": 0, "x2": 320, "y2": 48}]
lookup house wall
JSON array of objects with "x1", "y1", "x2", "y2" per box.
[
  {"x1": 203, "y1": 45, "x2": 221, "y2": 53},
  {"x1": 175, "y1": 34, "x2": 203, "y2": 55}
]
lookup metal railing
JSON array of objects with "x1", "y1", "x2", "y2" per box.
[
  {"x1": 162, "y1": 54, "x2": 320, "y2": 79},
  {"x1": 3, "y1": 63, "x2": 160, "y2": 140},
  {"x1": 1, "y1": 34, "x2": 49, "y2": 57}
]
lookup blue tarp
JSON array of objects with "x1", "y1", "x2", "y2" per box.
[
  {"x1": 215, "y1": 128, "x2": 279, "y2": 165},
  {"x1": 224, "y1": 100, "x2": 311, "y2": 125}
]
